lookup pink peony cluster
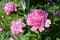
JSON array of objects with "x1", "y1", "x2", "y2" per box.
[
  {"x1": 4, "y1": 2, "x2": 17, "y2": 15},
  {"x1": 27, "y1": 9, "x2": 51, "y2": 32},
  {"x1": 11, "y1": 19, "x2": 26, "y2": 35}
]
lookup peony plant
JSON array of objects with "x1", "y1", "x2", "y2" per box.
[
  {"x1": 4, "y1": 2, "x2": 17, "y2": 15},
  {"x1": 0, "y1": 0, "x2": 60, "y2": 40}
]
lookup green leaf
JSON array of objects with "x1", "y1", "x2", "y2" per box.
[
  {"x1": 56, "y1": 38, "x2": 60, "y2": 40},
  {"x1": 25, "y1": 33, "x2": 37, "y2": 37},
  {"x1": 11, "y1": 33, "x2": 19, "y2": 40},
  {"x1": 0, "y1": 31, "x2": 6, "y2": 40},
  {"x1": 45, "y1": 37, "x2": 51, "y2": 40},
  {"x1": 4, "y1": 32, "x2": 10, "y2": 40},
  {"x1": 18, "y1": 34, "x2": 29, "y2": 40},
  {"x1": 53, "y1": 17, "x2": 60, "y2": 21},
  {"x1": 34, "y1": 30, "x2": 39, "y2": 35}
]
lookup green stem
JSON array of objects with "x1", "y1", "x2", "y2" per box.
[{"x1": 38, "y1": 32, "x2": 42, "y2": 40}]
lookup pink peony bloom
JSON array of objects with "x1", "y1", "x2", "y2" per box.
[
  {"x1": 4, "y1": 2, "x2": 17, "y2": 15},
  {"x1": 11, "y1": 19, "x2": 26, "y2": 35},
  {"x1": 0, "y1": 28, "x2": 3, "y2": 31},
  {"x1": 27, "y1": 9, "x2": 51, "y2": 32},
  {"x1": 9, "y1": 37, "x2": 14, "y2": 40}
]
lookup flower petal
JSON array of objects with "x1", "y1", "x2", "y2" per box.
[
  {"x1": 45, "y1": 19, "x2": 51, "y2": 27},
  {"x1": 9, "y1": 37, "x2": 14, "y2": 40},
  {"x1": 45, "y1": 19, "x2": 51, "y2": 24},
  {"x1": 31, "y1": 26, "x2": 39, "y2": 31},
  {"x1": 39, "y1": 27, "x2": 45, "y2": 32},
  {"x1": 45, "y1": 23, "x2": 50, "y2": 27}
]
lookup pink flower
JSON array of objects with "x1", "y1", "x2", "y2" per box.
[
  {"x1": 27, "y1": 9, "x2": 51, "y2": 32},
  {"x1": 11, "y1": 19, "x2": 26, "y2": 35},
  {"x1": 9, "y1": 37, "x2": 14, "y2": 40},
  {"x1": 4, "y1": 2, "x2": 17, "y2": 15},
  {"x1": 0, "y1": 28, "x2": 3, "y2": 31}
]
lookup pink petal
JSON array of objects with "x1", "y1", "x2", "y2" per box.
[
  {"x1": 15, "y1": 8, "x2": 17, "y2": 11},
  {"x1": 9, "y1": 37, "x2": 14, "y2": 40},
  {"x1": 45, "y1": 19, "x2": 51, "y2": 27},
  {"x1": 6, "y1": 12, "x2": 10, "y2": 15},
  {"x1": 45, "y1": 19, "x2": 51, "y2": 24},
  {"x1": 31, "y1": 26, "x2": 39, "y2": 31},
  {"x1": 19, "y1": 29, "x2": 24, "y2": 34},
  {"x1": 0, "y1": 28, "x2": 3, "y2": 31},
  {"x1": 21, "y1": 22, "x2": 26, "y2": 27},
  {"x1": 39, "y1": 27, "x2": 45, "y2": 32},
  {"x1": 45, "y1": 23, "x2": 50, "y2": 27}
]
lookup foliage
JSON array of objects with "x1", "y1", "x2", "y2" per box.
[{"x1": 0, "y1": 0, "x2": 60, "y2": 40}]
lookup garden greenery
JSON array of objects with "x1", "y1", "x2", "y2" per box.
[{"x1": 0, "y1": 0, "x2": 60, "y2": 40}]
